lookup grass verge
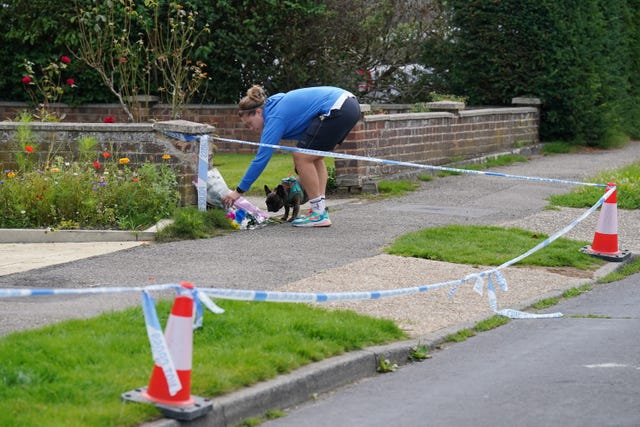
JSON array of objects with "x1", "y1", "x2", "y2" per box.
[
  {"x1": 385, "y1": 224, "x2": 605, "y2": 270},
  {"x1": 547, "y1": 160, "x2": 640, "y2": 209},
  {"x1": 0, "y1": 300, "x2": 405, "y2": 427}
]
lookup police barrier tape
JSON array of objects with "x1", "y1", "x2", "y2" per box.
[
  {"x1": 0, "y1": 131, "x2": 616, "y2": 396},
  {"x1": 0, "y1": 186, "x2": 614, "y2": 397},
  {"x1": 1, "y1": 185, "x2": 614, "y2": 310},
  {"x1": 211, "y1": 135, "x2": 608, "y2": 189}
]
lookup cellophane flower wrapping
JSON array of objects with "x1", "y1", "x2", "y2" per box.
[{"x1": 206, "y1": 168, "x2": 270, "y2": 229}]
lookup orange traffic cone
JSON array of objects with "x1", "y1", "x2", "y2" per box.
[
  {"x1": 144, "y1": 281, "x2": 196, "y2": 406},
  {"x1": 581, "y1": 183, "x2": 631, "y2": 262},
  {"x1": 122, "y1": 282, "x2": 212, "y2": 420}
]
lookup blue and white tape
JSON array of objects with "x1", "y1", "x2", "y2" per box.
[
  {"x1": 212, "y1": 136, "x2": 608, "y2": 189},
  {"x1": 142, "y1": 290, "x2": 181, "y2": 395},
  {"x1": 0, "y1": 135, "x2": 615, "y2": 378},
  {"x1": 0, "y1": 184, "x2": 613, "y2": 319},
  {"x1": 196, "y1": 135, "x2": 209, "y2": 211}
]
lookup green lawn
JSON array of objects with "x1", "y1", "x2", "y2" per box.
[{"x1": 0, "y1": 300, "x2": 404, "y2": 427}]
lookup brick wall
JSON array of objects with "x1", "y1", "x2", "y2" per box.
[
  {"x1": 0, "y1": 100, "x2": 539, "y2": 200},
  {"x1": 338, "y1": 106, "x2": 539, "y2": 189}
]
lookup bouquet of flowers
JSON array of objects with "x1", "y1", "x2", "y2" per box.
[{"x1": 206, "y1": 168, "x2": 270, "y2": 229}]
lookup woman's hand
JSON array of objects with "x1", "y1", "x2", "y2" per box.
[{"x1": 222, "y1": 190, "x2": 241, "y2": 209}]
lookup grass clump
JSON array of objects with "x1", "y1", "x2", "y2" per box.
[
  {"x1": 473, "y1": 315, "x2": 510, "y2": 332},
  {"x1": 443, "y1": 315, "x2": 509, "y2": 343},
  {"x1": 0, "y1": 299, "x2": 405, "y2": 427},
  {"x1": 530, "y1": 284, "x2": 595, "y2": 310},
  {"x1": 241, "y1": 410, "x2": 287, "y2": 427},
  {"x1": 385, "y1": 224, "x2": 605, "y2": 270},
  {"x1": 562, "y1": 284, "x2": 593, "y2": 298},
  {"x1": 155, "y1": 207, "x2": 233, "y2": 241},
  {"x1": 444, "y1": 328, "x2": 476, "y2": 342},
  {"x1": 377, "y1": 179, "x2": 420, "y2": 195},
  {"x1": 540, "y1": 141, "x2": 579, "y2": 154},
  {"x1": 597, "y1": 257, "x2": 640, "y2": 283},
  {"x1": 547, "y1": 161, "x2": 640, "y2": 210},
  {"x1": 530, "y1": 297, "x2": 560, "y2": 310}
]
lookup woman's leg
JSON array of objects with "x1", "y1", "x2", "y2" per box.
[
  {"x1": 292, "y1": 152, "x2": 323, "y2": 200},
  {"x1": 315, "y1": 157, "x2": 328, "y2": 195}
]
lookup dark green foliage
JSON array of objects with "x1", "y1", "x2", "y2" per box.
[
  {"x1": 425, "y1": 0, "x2": 640, "y2": 148},
  {"x1": 0, "y1": 0, "x2": 434, "y2": 105},
  {"x1": 4, "y1": 0, "x2": 639, "y2": 148}
]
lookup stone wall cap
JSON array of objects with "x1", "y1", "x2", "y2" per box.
[
  {"x1": 0, "y1": 121, "x2": 153, "y2": 131},
  {"x1": 512, "y1": 97, "x2": 542, "y2": 105},
  {"x1": 153, "y1": 120, "x2": 216, "y2": 135},
  {"x1": 423, "y1": 100, "x2": 466, "y2": 111}
]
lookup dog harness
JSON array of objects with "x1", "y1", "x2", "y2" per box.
[{"x1": 281, "y1": 176, "x2": 304, "y2": 204}]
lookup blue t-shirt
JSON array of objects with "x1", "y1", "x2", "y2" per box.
[{"x1": 237, "y1": 86, "x2": 350, "y2": 192}]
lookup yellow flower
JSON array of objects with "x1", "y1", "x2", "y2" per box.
[
  {"x1": 7, "y1": 171, "x2": 16, "y2": 178},
  {"x1": 50, "y1": 167, "x2": 60, "y2": 173},
  {"x1": 119, "y1": 157, "x2": 130, "y2": 164},
  {"x1": 162, "y1": 154, "x2": 171, "y2": 160}
]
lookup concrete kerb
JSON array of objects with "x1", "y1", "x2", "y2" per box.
[
  {"x1": 0, "y1": 220, "x2": 175, "y2": 244},
  {"x1": 0, "y1": 228, "x2": 155, "y2": 243},
  {"x1": 139, "y1": 257, "x2": 635, "y2": 427}
]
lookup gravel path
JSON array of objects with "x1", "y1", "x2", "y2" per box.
[{"x1": 278, "y1": 207, "x2": 639, "y2": 338}]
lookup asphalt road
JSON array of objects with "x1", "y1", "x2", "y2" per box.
[
  {"x1": 262, "y1": 272, "x2": 640, "y2": 427},
  {"x1": 1, "y1": 142, "x2": 640, "y2": 335}
]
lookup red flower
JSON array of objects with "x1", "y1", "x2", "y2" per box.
[
  {"x1": 104, "y1": 116, "x2": 115, "y2": 124},
  {"x1": 132, "y1": 177, "x2": 139, "y2": 182},
  {"x1": 60, "y1": 55, "x2": 71, "y2": 64},
  {"x1": 93, "y1": 161, "x2": 101, "y2": 169},
  {"x1": 25, "y1": 145, "x2": 34, "y2": 153},
  {"x1": 21, "y1": 76, "x2": 32, "y2": 84},
  {"x1": 66, "y1": 78, "x2": 75, "y2": 86},
  {"x1": 102, "y1": 152, "x2": 111, "y2": 158}
]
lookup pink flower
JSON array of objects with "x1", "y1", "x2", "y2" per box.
[
  {"x1": 104, "y1": 116, "x2": 115, "y2": 124},
  {"x1": 66, "y1": 78, "x2": 75, "y2": 86},
  {"x1": 21, "y1": 76, "x2": 32, "y2": 84},
  {"x1": 60, "y1": 55, "x2": 71, "y2": 64}
]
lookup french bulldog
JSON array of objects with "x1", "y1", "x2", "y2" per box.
[{"x1": 264, "y1": 177, "x2": 308, "y2": 222}]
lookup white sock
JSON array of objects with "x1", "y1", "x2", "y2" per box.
[{"x1": 310, "y1": 196, "x2": 326, "y2": 214}]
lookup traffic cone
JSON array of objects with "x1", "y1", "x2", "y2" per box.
[
  {"x1": 143, "y1": 282, "x2": 196, "y2": 406},
  {"x1": 580, "y1": 183, "x2": 631, "y2": 262},
  {"x1": 122, "y1": 282, "x2": 212, "y2": 421}
]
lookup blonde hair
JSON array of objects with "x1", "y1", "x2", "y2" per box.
[{"x1": 238, "y1": 85, "x2": 267, "y2": 116}]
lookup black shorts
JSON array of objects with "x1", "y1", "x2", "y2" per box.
[{"x1": 297, "y1": 97, "x2": 360, "y2": 152}]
